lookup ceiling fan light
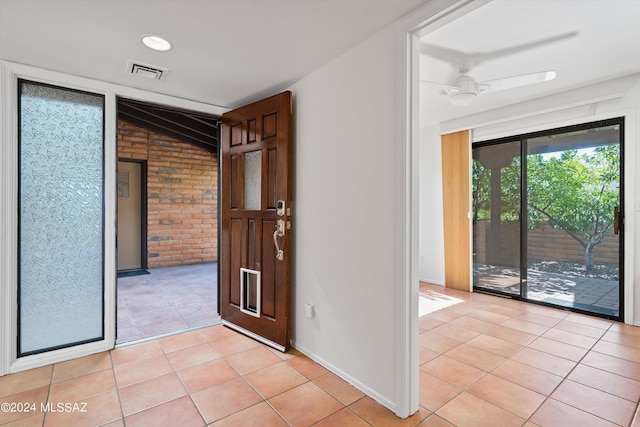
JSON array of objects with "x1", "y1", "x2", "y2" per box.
[{"x1": 449, "y1": 91, "x2": 477, "y2": 106}]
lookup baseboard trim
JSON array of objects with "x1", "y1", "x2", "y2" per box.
[
  {"x1": 418, "y1": 277, "x2": 445, "y2": 286},
  {"x1": 290, "y1": 339, "x2": 397, "y2": 415}
]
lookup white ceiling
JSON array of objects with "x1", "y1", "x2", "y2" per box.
[
  {"x1": 0, "y1": 0, "x2": 427, "y2": 109},
  {"x1": 2, "y1": 0, "x2": 639, "y2": 122},
  {"x1": 420, "y1": 0, "x2": 640, "y2": 127}
]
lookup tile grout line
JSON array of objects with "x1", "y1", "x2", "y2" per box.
[
  {"x1": 423, "y1": 301, "x2": 590, "y2": 424},
  {"x1": 215, "y1": 336, "x2": 293, "y2": 427},
  {"x1": 519, "y1": 319, "x2": 618, "y2": 425},
  {"x1": 162, "y1": 356, "x2": 206, "y2": 427},
  {"x1": 40, "y1": 363, "x2": 55, "y2": 427},
  {"x1": 466, "y1": 306, "x2": 635, "y2": 425},
  {"x1": 492, "y1": 309, "x2": 635, "y2": 425},
  {"x1": 107, "y1": 350, "x2": 128, "y2": 427},
  {"x1": 421, "y1": 310, "x2": 521, "y2": 422}
]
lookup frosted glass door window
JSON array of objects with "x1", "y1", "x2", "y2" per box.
[
  {"x1": 243, "y1": 150, "x2": 262, "y2": 210},
  {"x1": 19, "y1": 81, "x2": 105, "y2": 356}
]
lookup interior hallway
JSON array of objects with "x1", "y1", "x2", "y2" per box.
[{"x1": 1, "y1": 284, "x2": 640, "y2": 426}]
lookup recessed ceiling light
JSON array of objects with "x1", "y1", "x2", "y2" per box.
[{"x1": 141, "y1": 35, "x2": 171, "y2": 51}]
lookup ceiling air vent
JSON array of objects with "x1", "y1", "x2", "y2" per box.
[{"x1": 126, "y1": 60, "x2": 168, "y2": 81}]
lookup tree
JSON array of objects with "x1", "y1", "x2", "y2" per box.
[
  {"x1": 527, "y1": 145, "x2": 620, "y2": 271},
  {"x1": 472, "y1": 159, "x2": 491, "y2": 222}
]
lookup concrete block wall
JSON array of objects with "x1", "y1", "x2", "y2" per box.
[{"x1": 118, "y1": 121, "x2": 218, "y2": 268}]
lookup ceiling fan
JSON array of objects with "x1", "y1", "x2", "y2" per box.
[
  {"x1": 426, "y1": 69, "x2": 557, "y2": 106},
  {"x1": 420, "y1": 33, "x2": 575, "y2": 106}
]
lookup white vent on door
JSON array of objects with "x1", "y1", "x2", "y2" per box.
[{"x1": 126, "y1": 60, "x2": 168, "y2": 81}]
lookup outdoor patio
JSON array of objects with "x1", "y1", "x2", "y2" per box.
[
  {"x1": 117, "y1": 263, "x2": 220, "y2": 344},
  {"x1": 474, "y1": 264, "x2": 620, "y2": 318}
]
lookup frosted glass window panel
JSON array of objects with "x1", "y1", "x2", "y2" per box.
[
  {"x1": 19, "y1": 81, "x2": 104, "y2": 355},
  {"x1": 244, "y1": 150, "x2": 262, "y2": 210}
]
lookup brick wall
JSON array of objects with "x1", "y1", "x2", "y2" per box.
[
  {"x1": 118, "y1": 121, "x2": 218, "y2": 268},
  {"x1": 475, "y1": 220, "x2": 619, "y2": 267}
]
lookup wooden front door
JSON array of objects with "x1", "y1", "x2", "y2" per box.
[{"x1": 220, "y1": 91, "x2": 293, "y2": 351}]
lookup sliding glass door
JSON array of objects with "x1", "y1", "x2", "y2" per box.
[
  {"x1": 472, "y1": 141, "x2": 521, "y2": 296},
  {"x1": 473, "y1": 119, "x2": 623, "y2": 320},
  {"x1": 19, "y1": 80, "x2": 105, "y2": 356},
  {"x1": 525, "y1": 123, "x2": 622, "y2": 317}
]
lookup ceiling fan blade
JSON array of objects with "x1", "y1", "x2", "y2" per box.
[
  {"x1": 479, "y1": 70, "x2": 557, "y2": 92},
  {"x1": 421, "y1": 32, "x2": 577, "y2": 72},
  {"x1": 419, "y1": 44, "x2": 466, "y2": 66},
  {"x1": 477, "y1": 32, "x2": 577, "y2": 64},
  {"x1": 420, "y1": 80, "x2": 460, "y2": 95}
]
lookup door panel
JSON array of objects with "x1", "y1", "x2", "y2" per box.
[
  {"x1": 441, "y1": 130, "x2": 472, "y2": 291},
  {"x1": 117, "y1": 161, "x2": 142, "y2": 271},
  {"x1": 220, "y1": 91, "x2": 292, "y2": 350},
  {"x1": 261, "y1": 218, "x2": 277, "y2": 319},
  {"x1": 524, "y1": 123, "x2": 622, "y2": 318},
  {"x1": 18, "y1": 80, "x2": 105, "y2": 356},
  {"x1": 472, "y1": 141, "x2": 522, "y2": 296}
]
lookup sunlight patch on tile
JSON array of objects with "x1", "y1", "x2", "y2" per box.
[{"x1": 419, "y1": 291, "x2": 464, "y2": 316}]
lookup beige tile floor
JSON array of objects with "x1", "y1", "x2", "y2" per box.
[
  {"x1": 418, "y1": 282, "x2": 640, "y2": 427},
  {"x1": 2, "y1": 283, "x2": 640, "y2": 426}
]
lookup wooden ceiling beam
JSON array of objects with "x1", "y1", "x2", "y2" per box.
[{"x1": 117, "y1": 99, "x2": 220, "y2": 153}]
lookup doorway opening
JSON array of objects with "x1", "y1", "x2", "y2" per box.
[
  {"x1": 472, "y1": 118, "x2": 624, "y2": 321},
  {"x1": 117, "y1": 159, "x2": 147, "y2": 275},
  {"x1": 116, "y1": 98, "x2": 221, "y2": 344}
]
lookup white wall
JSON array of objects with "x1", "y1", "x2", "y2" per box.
[
  {"x1": 287, "y1": 0, "x2": 480, "y2": 415},
  {"x1": 419, "y1": 73, "x2": 640, "y2": 325},
  {"x1": 289, "y1": 24, "x2": 405, "y2": 411},
  {"x1": 418, "y1": 124, "x2": 445, "y2": 284},
  {"x1": 288, "y1": 0, "x2": 479, "y2": 416}
]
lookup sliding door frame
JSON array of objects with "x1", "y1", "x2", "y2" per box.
[
  {"x1": 472, "y1": 117, "x2": 625, "y2": 321},
  {"x1": 18, "y1": 79, "x2": 107, "y2": 357},
  {"x1": 1, "y1": 61, "x2": 229, "y2": 376},
  {"x1": 0, "y1": 62, "x2": 117, "y2": 375}
]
